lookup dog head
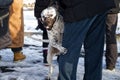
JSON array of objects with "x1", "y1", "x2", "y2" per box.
[{"x1": 41, "y1": 7, "x2": 57, "y2": 30}]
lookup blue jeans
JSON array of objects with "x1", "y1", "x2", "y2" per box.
[{"x1": 58, "y1": 12, "x2": 106, "y2": 80}]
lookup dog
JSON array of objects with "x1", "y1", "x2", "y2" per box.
[{"x1": 41, "y1": 6, "x2": 67, "y2": 80}]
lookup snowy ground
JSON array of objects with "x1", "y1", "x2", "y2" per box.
[{"x1": 0, "y1": 10, "x2": 120, "y2": 80}]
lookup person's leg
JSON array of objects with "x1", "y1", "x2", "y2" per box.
[
  {"x1": 36, "y1": 19, "x2": 49, "y2": 64},
  {"x1": 83, "y1": 12, "x2": 106, "y2": 80},
  {"x1": 42, "y1": 25, "x2": 49, "y2": 64},
  {"x1": 105, "y1": 14, "x2": 118, "y2": 70},
  {"x1": 11, "y1": 47, "x2": 22, "y2": 52},
  {"x1": 11, "y1": 47, "x2": 26, "y2": 61},
  {"x1": 58, "y1": 18, "x2": 92, "y2": 80}
]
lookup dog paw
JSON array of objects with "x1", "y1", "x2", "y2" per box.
[
  {"x1": 59, "y1": 47, "x2": 67, "y2": 54},
  {"x1": 63, "y1": 48, "x2": 67, "y2": 54}
]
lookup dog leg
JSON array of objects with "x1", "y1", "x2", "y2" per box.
[
  {"x1": 47, "y1": 51, "x2": 54, "y2": 80},
  {"x1": 50, "y1": 41, "x2": 67, "y2": 54},
  {"x1": 48, "y1": 65, "x2": 53, "y2": 79},
  {"x1": 45, "y1": 66, "x2": 53, "y2": 80}
]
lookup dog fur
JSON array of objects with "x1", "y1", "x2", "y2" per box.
[{"x1": 41, "y1": 6, "x2": 67, "y2": 79}]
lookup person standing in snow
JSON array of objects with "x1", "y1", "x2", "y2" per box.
[
  {"x1": 34, "y1": 0, "x2": 54, "y2": 65},
  {"x1": 56, "y1": 0, "x2": 116, "y2": 80},
  {"x1": 8, "y1": 0, "x2": 26, "y2": 61},
  {"x1": 105, "y1": 0, "x2": 120, "y2": 71},
  {"x1": 0, "y1": 0, "x2": 26, "y2": 62}
]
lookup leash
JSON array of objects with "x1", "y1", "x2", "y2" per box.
[{"x1": 0, "y1": 12, "x2": 9, "y2": 27}]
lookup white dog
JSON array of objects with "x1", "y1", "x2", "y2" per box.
[{"x1": 41, "y1": 6, "x2": 67, "y2": 80}]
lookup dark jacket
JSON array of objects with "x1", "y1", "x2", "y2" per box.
[
  {"x1": 58, "y1": 0, "x2": 116, "y2": 22},
  {"x1": 0, "y1": 9, "x2": 11, "y2": 49},
  {"x1": 0, "y1": 0, "x2": 13, "y2": 37},
  {"x1": 0, "y1": 8, "x2": 9, "y2": 37},
  {"x1": 0, "y1": 0, "x2": 13, "y2": 49},
  {"x1": 34, "y1": 0, "x2": 51, "y2": 18},
  {"x1": 108, "y1": 0, "x2": 120, "y2": 13}
]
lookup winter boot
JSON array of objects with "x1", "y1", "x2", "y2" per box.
[{"x1": 14, "y1": 52, "x2": 26, "y2": 61}]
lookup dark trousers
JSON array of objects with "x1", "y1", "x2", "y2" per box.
[
  {"x1": 58, "y1": 12, "x2": 107, "y2": 80},
  {"x1": 37, "y1": 19, "x2": 49, "y2": 63},
  {"x1": 37, "y1": 19, "x2": 49, "y2": 48},
  {"x1": 43, "y1": 28, "x2": 49, "y2": 63},
  {"x1": 11, "y1": 47, "x2": 22, "y2": 53},
  {"x1": 105, "y1": 14, "x2": 118, "y2": 69}
]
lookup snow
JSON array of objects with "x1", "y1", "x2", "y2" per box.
[
  {"x1": 116, "y1": 13, "x2": 120, "y2": 34},
  {"x1": 0, "y1": 9, "x2": 120, "y2": 80}
]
